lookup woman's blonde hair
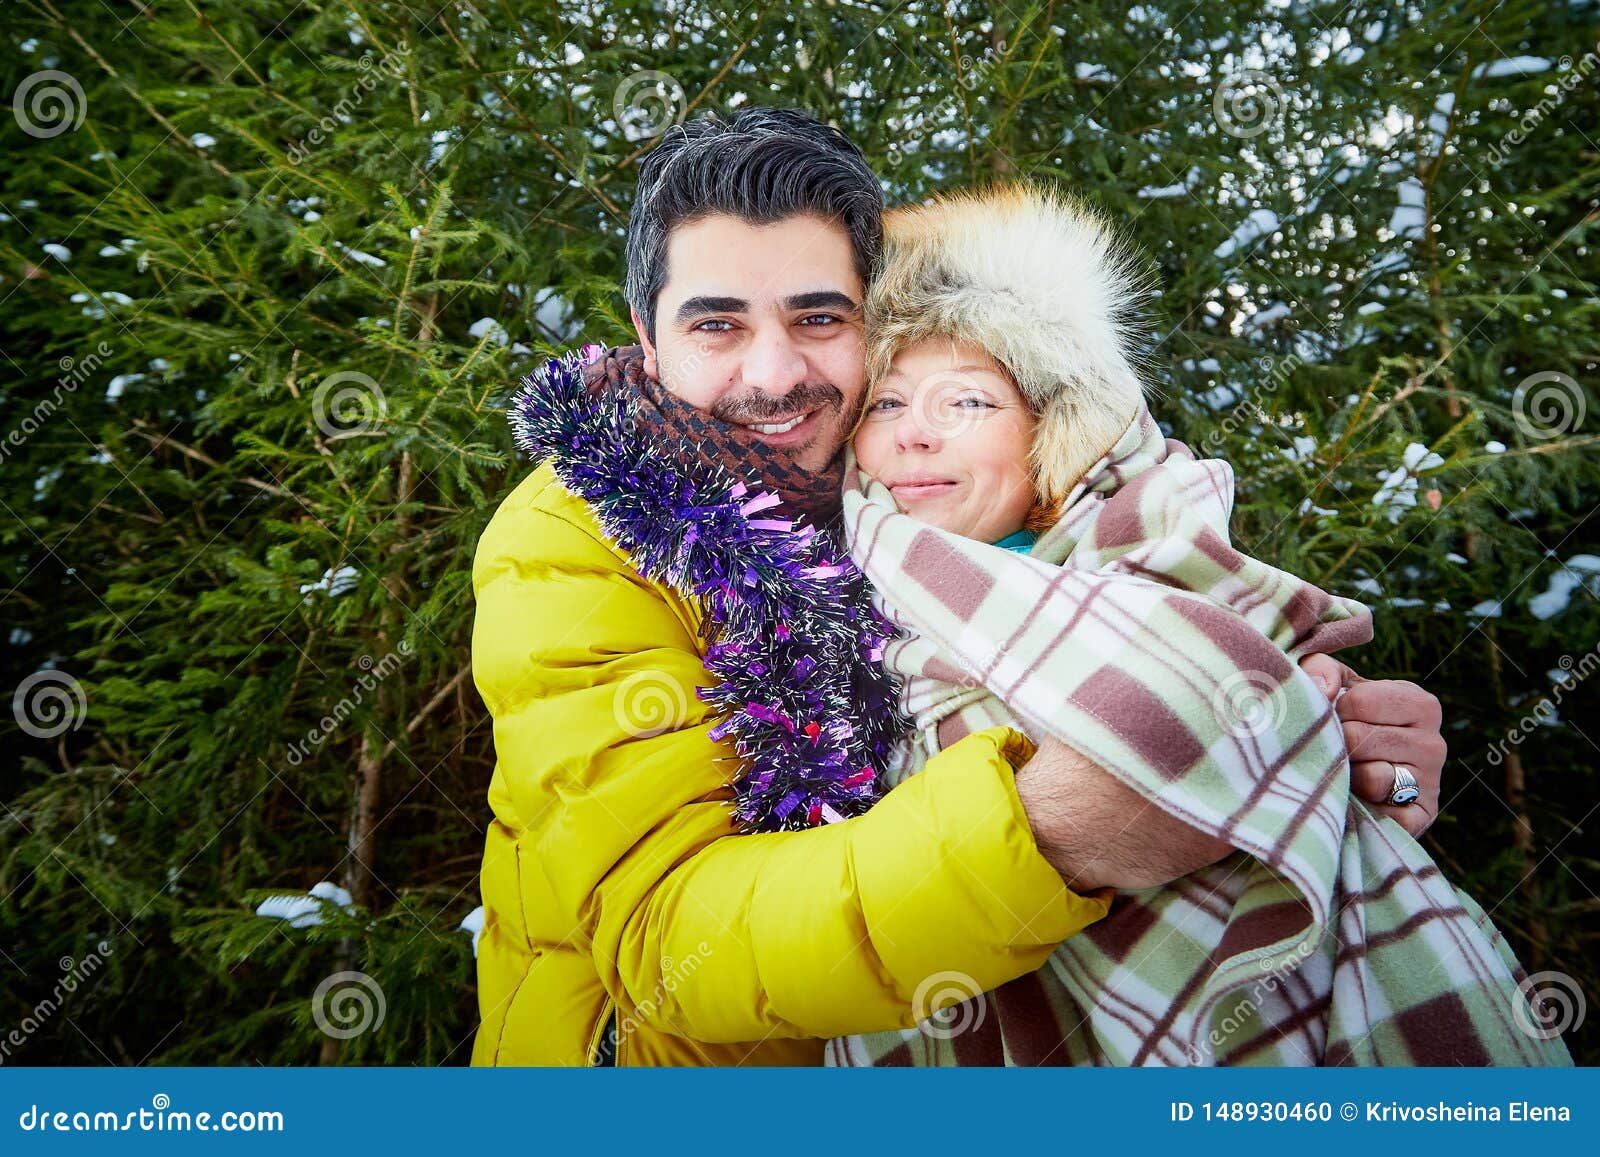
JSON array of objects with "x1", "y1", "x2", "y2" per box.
[{"x1": 861, "y1": 181, "x2": 1152, "y2": 522}]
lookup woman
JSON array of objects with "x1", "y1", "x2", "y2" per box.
[{"x1": 825, "y1": 183, "x2": 1567, "y2": 1066}]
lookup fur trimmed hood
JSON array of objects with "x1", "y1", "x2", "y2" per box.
[{"x1": 865, "y1": 183, "x2": 1152, "y2": 506}]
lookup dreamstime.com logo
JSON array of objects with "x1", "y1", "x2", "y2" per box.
[
  {"x1": 17, "y1": 1094, "x2": 284, "y2": 1133},
  {"x1": 1210, "y1": 668, "x2": 1292, "y2": 740},
  {"x1": 1, "y1": 941, "x2": 114, "y2": 1065},
  {"x1": 881, "y1": 39, "x2": 1007, "y2": 168},
  {"x1": 286, "y1": 45, "x2": 408, "y2": 164},
  {"x1": 1486, "y1": 41, "x2": 1600, "y2": 168},
  {"x1": 1487, "y1": 641, "x2": 1599, "y2": 767},
  {"x1": 1204, "y1": 352, "x2": 1307, "y2": 446},
  {"x1": 1188, "y1": 935, "x2": 1321, "y2": 1063},
  {"x1": 612, "y1": 669, "x2": 692, "y2": 739},
  {"x1": 13, "y1": 669, "x2": 87, "y2": 739},
  {"x1": 613, "y1": 69, "x2": 685, "y2": 142},
  {"x1": 12, "y1": 70, "x2": 87, "y2": 138},
  {"x1": 0, "y1": 342, "x2": 114, "y2": 468},
  {"x1": 1213, "y1": 69, "x2": 1285, "y2": 139},
  {"x1": 284, "y1": 640, "x2": 413, "y2": 766},
  {"x1": 613, "y1": 942, "x2": 713, "y2": 1044},
  {"x1": 903, "y1": 368, "x2": 1001, "y2": 443},
  {"x1": 310, "y1": 970, "x2": 386, "y2": 1039},
  {"x1": 912, "y1": 970, "x2": 987, "y2": 1040},
  {"x1": 312, "y1": 370, "x2": 387, "y2": 438},
  {"x1": 1512, "y1": 370, "x2": 1586, "y2": 440},
  {"x1": 1513, "y1": 971, "x2": 1587, "y2": 1042}
]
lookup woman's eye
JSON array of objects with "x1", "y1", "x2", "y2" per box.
[
  {"x1": 950, "y1": 395, "x2": 995, "y2": 409},
  {"x1": 868, "y1": 397, "x2": 902, "y2": 413}
]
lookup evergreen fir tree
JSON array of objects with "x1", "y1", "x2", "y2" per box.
[{"x1": 3, "y1": 0, "x2": 1595, "y2": 1063}]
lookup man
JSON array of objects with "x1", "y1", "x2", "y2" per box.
[{"x1": 469, "y1": 108, "x2": 1447, "y2": 1066}]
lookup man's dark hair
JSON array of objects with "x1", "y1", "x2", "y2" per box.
[{"x1": 623, "y1": 107, "x2": 884, "y2": 343}]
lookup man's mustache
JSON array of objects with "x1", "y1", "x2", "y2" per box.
[{"x1": 710, "y1": 381, "x2": 845, "y2": 424}]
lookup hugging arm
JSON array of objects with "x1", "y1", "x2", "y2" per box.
[
  {"x1": 1014, "y1": 655, "x2": 1449, "y2": 891},
  {"x1": 474, "y1": 488, "x2": 1111, "y2": 1045}
]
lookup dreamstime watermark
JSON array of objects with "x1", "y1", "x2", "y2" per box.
[
  {"x1": 310, "y1": 970, "x2": 385, "y2": 1039},
  {"x1": 311, "y1": 370, "x2": 387, "y2": 439},
  {"x1": 1486, "y1": 42, "x2": 1600, "y2": 168},
  {"x1": 0, "y1": 342, "x2": 115, "y2": 468},
  {"x1": 1210, "y1": 667, "x2": 1293, "y2": 740},
  {"x1": 612, "y1": 941, "x2": 713, "y2": 1043},
  {"x1": 1486, "y1": 641, "x2": 1599, "y2": 766},
  {"x1": 613, "y1": 70, "x2": 685, "y2": 142},
  {"x1": 612, "y1": 669, "x2": 692, "y2": 739},
  {"x1": 0, "y1": 940, "x2": 114, "y2": 1065},
  {"x1": 284, "y1": 640, "x2": 413, "y2": 766},
  {"x1": 13, "y1": 669, "x2": 87, "y2": 739},
  {"x1": 12, "y1": 70, "x2": 86, "y2": 138},
  {"x1": 1511, "y1": 370, "x2": 1586, "y2": 439},
  {"x1": 17, "y1": 1093, "x2": 283, "y2": 1133},
  {"x1": 911, "y1": 969, "x2": 987, "y2": 1041},
  {"x1": 286, "y1": 46, "x2": 408, "y2": 164},
  {"x1": 883, "y1": 41, "x2": 1007, "y2": 167},
  {"x1": 913, "y1": 367, "x2": 999, "y2": 441},
  {"x1": 1213, "y1": 69, "x2": 1285, "y2": 139},
  {"x1": 1188, "y1": 935, "x2": 1321, "y2": 1063},
  {"x1": 1512, "y1": 971, "x2": 1586, "y2": 1041},
  {"x1": 1204, "y1": 352, "x2": 1306, "y2": 446}
]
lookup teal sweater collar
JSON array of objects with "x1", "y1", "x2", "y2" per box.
[{"x1": 992, "y1": 529, "x2": 1036, "y2": 554}]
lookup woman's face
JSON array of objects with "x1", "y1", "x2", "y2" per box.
[{"x1": 852, "y1": 338, "x2": 1037, "y2": 542}]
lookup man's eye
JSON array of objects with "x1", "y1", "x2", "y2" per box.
[
  {"x1": 694, "y1": 319, "x2": 734, "y2": 333},
  {"x1": 798, "y1": 314, "x2": 840, "y2": 327}
]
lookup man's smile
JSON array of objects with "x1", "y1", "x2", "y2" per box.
[{"x1": 732, "y1": 406, "x2": 827, "y2": 446}]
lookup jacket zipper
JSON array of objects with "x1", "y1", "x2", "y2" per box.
[{"x1": 587, "y1": 997, "x2": 617, "y2": 1066}]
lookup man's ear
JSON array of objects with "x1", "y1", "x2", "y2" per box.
[{"x1": 630, "y1": 306, "x2": 658, "y2": 379}]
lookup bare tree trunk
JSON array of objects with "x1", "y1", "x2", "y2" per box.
[{"x1": 321, "y1": 445, "x2": 416, "y2": 1064}]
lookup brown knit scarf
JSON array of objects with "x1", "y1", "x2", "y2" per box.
[{"x1": 578, "y1": 344, "x2": 847, "y2": 529}]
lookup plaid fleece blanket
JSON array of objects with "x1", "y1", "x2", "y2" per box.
[{"x1": 826, "y1": 405, "x2": 1570, "y2": 1066}]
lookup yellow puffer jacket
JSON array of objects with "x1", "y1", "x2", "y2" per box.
[{"x1": 469, "y1": 462, "x2": 1112, "y2": 1066}]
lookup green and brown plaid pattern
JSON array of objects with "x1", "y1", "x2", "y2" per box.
[{"x1": 827, "y1": 406, "x2": 1569, "y2": 1067}]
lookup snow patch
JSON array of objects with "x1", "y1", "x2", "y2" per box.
[
  {"x1": 459, "y1": 906, "x2": 485, "y2": 957},
  {"x1": 1529, "y1": 555, "x2": 1600, "y2": 621},
  {"x1": 1214, "y1": 209, "x2": 1279, "y2": 260},
  {"x1": 299, "y1": 565, "x2": 359, "y2": 599},
  {"x1": 1472, "y1": 57, "x2": 1552, "y2": 79},
  {"x1": 468, "y1": 317, "x2": 509, "y2": 347},
  {"x1": 1389, "y1": 177, "x2": 1426, "y2": 239},
  {"x1": 1371, "y1": 442, "x2": 1443, "y2": 521},
  {"x1": 255, "y1": 881, "x2": 355, "y2": 928}
]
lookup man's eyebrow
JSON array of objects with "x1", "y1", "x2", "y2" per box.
[
  {"x1": 783, "y1": 290, "x2": 861, "y2": 314},
  {"x1": 675, "y1": 295, "x2": 748, "y2": 324}
]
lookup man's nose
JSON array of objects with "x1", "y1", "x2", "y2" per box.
[{"x1": 738, "y1": 328, "x2": 809, "y2": 397}]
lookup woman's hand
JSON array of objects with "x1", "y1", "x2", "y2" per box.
[{"x1": 1298, "y1": 654, "x2": 1446, "y2": 838}]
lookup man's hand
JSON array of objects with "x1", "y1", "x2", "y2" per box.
[
  {"x1": 1014, "y1": 736, "x2": 1234, "y2": 893},
  {"x1": 1298, "y1": 653, "x2": 1446, "y2": 838}
]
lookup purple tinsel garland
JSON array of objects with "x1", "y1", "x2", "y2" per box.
[{"x1": 506, "y1": 345, "x2": 908, "y2": 833}]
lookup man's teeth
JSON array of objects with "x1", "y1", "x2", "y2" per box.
[{"x1": 748, "y1": 414, "x2": 807, "y2": 435}]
